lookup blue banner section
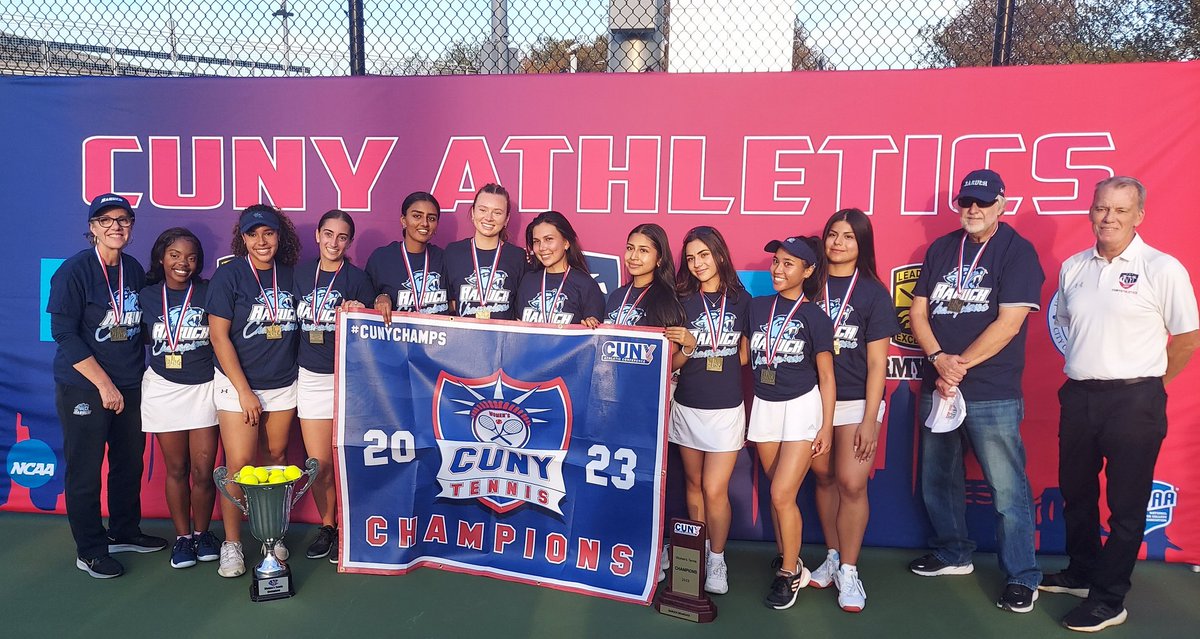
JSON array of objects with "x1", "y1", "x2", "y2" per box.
[{"x1": 334, "y1": 312, "x2": 669, "y2": 604}]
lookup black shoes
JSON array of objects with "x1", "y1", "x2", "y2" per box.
[
  {"x1": 76, "y1": 555, "x2": 124, "y2": 579},
  {"x1": 1062, "y1": 600, "x2": 1128, "y2": 632},
  {"x1": 996, "y1": 583, "x2": 1038, "y2": 613},
  {"x1": 1039, "y1": 571, "x2": 1091, "y2": 598},
  {"x1": 107, "y1": 532, "x2": 168, "y2": 554},
  {"x1": 306, "y1": 525, "x2": 337, "y2": 559}
]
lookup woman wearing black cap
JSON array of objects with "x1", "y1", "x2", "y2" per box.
[
  {"x1": 206, "y1": 204, "x2": 302, "y2": 578},
  {"x1": 745, "y1": 236, "x2": 836, "y2": 611},
  {"x1": 47, "y1": 193, "x2": 167, "y2": 579}
]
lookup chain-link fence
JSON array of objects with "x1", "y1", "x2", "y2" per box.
[{"x1": 2, "y1": 1, "x2": 1196, "y2": 77}]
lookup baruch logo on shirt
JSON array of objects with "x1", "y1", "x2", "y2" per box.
[
  {"x1": 750, "y1": 317, "x2": 807, "y2": 367},
  {"x1": 245, "y1": 288, "x2": 296, "y2": 338},
  {"x1": 397, "y1": 271, "x2": 448, "y2": 311},
  {"x1": 522, "y1": 289, "x2": 574, "y2": 324},
  {"x1": 298, "y1": 286, "x2": 344, "y2": 330},
  {"x1": 825, "y1": 298, "x2": 860, "y2": 350},
  {"x1": 930, "y1": 266, "x2": 992, "y2": 316},
  {"x1": 432, "y1": 370, "x2": 570, "y2": 515},
  {"x1": 687, "y1": 310, "x2": 740, "y2": 357},
  {"x1": 460, "y1": 269, "x2": 511, "y2": 304},
  {"x1": 151, "y1": 306, "x2": 209, "y2": 355},
  {"x1": 96, "y1": 289, "x2": 142, "y2": 342},
  {"x1": 890, "y1": 264, "x2": 921, "y2": 351}
]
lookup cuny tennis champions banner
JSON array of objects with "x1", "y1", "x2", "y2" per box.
[
  {"x1": 333, "y1": 311, "x2": 669, "y2": 603},
  {"x1": 2, "y1": 63, "x2": 1199, "y2": 566}
]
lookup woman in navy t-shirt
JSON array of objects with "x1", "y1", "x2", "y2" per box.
[
  {"x1": 206, "y1": 204, "x2": 302, "y2": 578},
  {"x1": 662, "y1": 226, "x2": 749, "y2": 596},
  {"x1": 445, "y1": 183, "x2": 526, "y2": 320},
  {"x1": 806, "y1": 209, "x2": 900, "y2": 613},
  {"x1": 603, "y1": 224, "x2": 686, "y2": 328},
  {"x1": 517, "y1": 211, "x2": 604, "y2": 325},
  {"x1": 745, "y1": 236, "x2": 836, "y2": 610},
  {"x1": 139, "y1": 227, "x2": 221, "y2": 570},
  {"x1": 293, "y1": 210, "x2": 374, "y2": 561},
  {"x1": 367, "y1": 191, "x2": 450, "y2": 321}
]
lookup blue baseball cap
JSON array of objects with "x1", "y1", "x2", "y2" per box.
[
  {"x1": 956, "y1": 169, "x2": 1005, "y2": 203},
  {"x1": 88, "y1": 193, "x2": 134, "y2": 220},
  {"x1": 764, "y1": 236, "x2": 817, "y2": 265},
  {"x1": 238, "y1": 208, "x2": 281, "y2": 234}
]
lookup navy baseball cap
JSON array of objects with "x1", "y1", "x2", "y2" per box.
[
  {"x1": 764, "y1": 236, "x2": 817, "y2": 265},
  {"x1": 956, "y1": 169, "x2": 1005, "y2": 203},
  {"x1": 238, "y1": 208, "x2": 281, "y2": 234},
  {"x1": 88, "y1": 193, "x2": 134, "y2": 220}
]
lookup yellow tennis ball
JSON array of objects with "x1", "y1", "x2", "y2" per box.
[
  {"x1": 239, "y1": 474, "x2": 260, "y2": 485},
  {"x1": 253, "y1": 467, "x2": 270, "y2": 482},
  {"x1": 237, "y1": 465, "x2": 256, "y2": 481},
  {"x1": 283, "y1": 465, "x2": 302, "y2": 481},
  {"x1": 267, "y1": 473, "x2": 286, "y2": 484}
]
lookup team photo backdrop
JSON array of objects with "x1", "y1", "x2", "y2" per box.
[{"x1": 1, "y1": 62, "x2": 1197, "y2": 570}]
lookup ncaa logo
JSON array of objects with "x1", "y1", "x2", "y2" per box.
[
  {"x1": 1118, "y1": 272, "x2": 1139, "y2": 289},
  {"x1": 890, "y1": 264, "x2": 921, "y2": 351},
  {"x1": 1145, "y1": 480, "x2": 1178, "y2": 535},
  {"x1": 1047, "y1": 292, "x2": 1069, "y2": 356},
  {"x1": 432, "y1": 369, "x2": 571, "y2": 514},
  {"x1": 6, "y1": 438, "x2": 57, "y2": 489}
]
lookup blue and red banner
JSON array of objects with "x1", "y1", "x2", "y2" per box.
[{"x1": 333, "y1": 312, "x2": 670, "y2": 603}]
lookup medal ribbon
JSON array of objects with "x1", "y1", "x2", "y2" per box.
[
  {"x1": 404, "y1": 249, "x2": 430, "y2": 313},
  {"x1": 471, "y1": 240, "x2": 503, "y2": 310},
  {"x1": 94, "y1": 247, "x2": 125, "y2": 325},
  {"x1": 954, "y1": 226, "x2": 997, "y2": 300},
  {"x1": 823, "y1": 269, "x2": 859, "y2": 336},
  {"x1": 700, "y1": 291, "x2": 727, "y2": 353},
  {"x1": 540, "y1": 266, "x2": 570, "y2": 322},
  {"x1": 615, "y1": 284, "x2": 652, "y2": 326},
  {"x1": 312, "y1": 260, "x2": 344, "y2": 326},
  {"x1": 161, "y1": 282, "x2": 194, "y2": 353},
  {"x1": 764, "y1": 293, "x2": 805, "y2": 368},
  {"x1": 246, "y1": 256, "x2": 279, "y2": 324}
]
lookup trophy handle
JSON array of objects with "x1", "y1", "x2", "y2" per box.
[
  {"x1": 288, "y1": 458, "x2": 320, "y2": 507},
  {"x1": 213, "y1": 466, "x2": 250, "y2": 516}
]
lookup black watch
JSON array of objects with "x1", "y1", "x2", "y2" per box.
[{"x1": 927, "y1": 350, "x2": 944, "y2": 364}]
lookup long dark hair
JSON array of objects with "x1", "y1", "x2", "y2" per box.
[
  {"x1": 146, "y1": 227, "x2": 205, "y2": 286},
  {"x1": 401, "y1": 191, "x2": 441, "y2": 238},
  {"x1": 230, "y1": 204, "x2": 301, "y2": 267},
  {"x1": 797, "y1": 235, "x2": 826, "y2": 301},
  {"x1": 525, "y1": 211, "x2": 590, "y2": 273},
  {"x1": 675, "y1": 225, "x2": 746, "y2": 302},
  {"x1": 627, "y1": 223, "x2": 686, "y2": 327},
  {"x1": 813, "y1": 207, "x2": 883, "y2": 301},
  {"x1": 472, "y1": 183, "x2": 511, "y2": 243}
]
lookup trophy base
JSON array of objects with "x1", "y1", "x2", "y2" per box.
[
  {"x1": 250, "y1": 568, "x2": 294, "y2": 602},
  {"x1": 654, "y1": 593, "x2": 717, "y2": 623}
]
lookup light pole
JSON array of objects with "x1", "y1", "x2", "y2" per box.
[{"x1": 273, "y1": 1, "x2": 295, "y2": 76}]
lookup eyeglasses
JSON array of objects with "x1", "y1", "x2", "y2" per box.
[
  {"x1": 91, "y1": 215, "x2": 134, "y2": 228},
  {"x1": 956, "y1": 197, "x2": 997, "y2": 209}
]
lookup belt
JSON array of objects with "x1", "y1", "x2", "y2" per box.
[{"x1": 1069, "y1": 376, "x2": 1160, "y2": 390}]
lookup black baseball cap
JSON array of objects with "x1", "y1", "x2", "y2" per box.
[
  {"x1": 88, "y1": 193, "x2": 134, "y2": 220},
  {"x1": 238, "y1": 208, "x2": 282, "y2": 234},
  {"x1": 956, "y1": 169, "x2": 1005, "y2": 203},
  {"x1": 764, "y1": 236, "x2": 817, "y2": 264}
]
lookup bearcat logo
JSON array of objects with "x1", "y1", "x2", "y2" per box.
[
  {"x1": 890, "y1": 264, "x2": 921, "y2": 351},
  {"x1": 432, "y1": 369, "x2": 571, "y2": 514},
  {"x1": 1146, "y1": 480, "x2": 1178, "y2": 535}
]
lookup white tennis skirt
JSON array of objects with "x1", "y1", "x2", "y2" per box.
[
  {"x1": 141, "y1": 367, "x2": 217, "y2": 433},
  {"x1": 747, "y1": 386, "x2": 823, "y2": 443},
  {"x1": 669, "y1": 403, "x2": 746, "y2": 453},
  {"x1": 213, "y1": 369, "x2": 298, "y2": 413},
  {"x1": 297, "y1": 366, "x2": 334, "y2": 421},
  {"x1": 833, "y1": 399, "x2": 886, "y2": 427}
]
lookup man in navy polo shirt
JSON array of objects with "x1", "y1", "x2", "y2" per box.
[
  {"x1": 908, "y1": 169, "x2": 1045, "y2": 613},
  {"x1": 1040, "y1": 177, "x2": 1198, "y2": 632}
]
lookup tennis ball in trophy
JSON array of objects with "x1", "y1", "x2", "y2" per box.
[
  {"x1": 239, "y1": 474, "x2": 260, "y2": 485},
  {"x1": 237, "y1": 465, "x2": 255, "y2": 481},
  {"x1": 283, "y1": 465, "x2": 302, "y2": 481},
  {"x1": 267, "y1": 472, "x2": 286, "y2": 484},
  {"x1": 253, "y1": 467, "x2": 270, "y2": 482}
]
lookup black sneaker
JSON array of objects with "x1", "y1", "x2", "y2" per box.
[
  {"x1": 997, "y1": 583, "x2": 1038, "y2": 613},
  {"x1": 1062, "y1": 600, "x2": 1128, "y2": 632},
  {"x1": 908, "y1": 553, "x2": 974, "y2": 576},
  {"x1": 306, "y1": 525, "x2": 337, "y2": 559},
  {"x1": 169, "y1": 536, "x2": 198, "y2": 569},
  {"x1": 769, "y1": 554, "x2": 800, "y2": 574},
  {"x1": 764, "y1": 564, "x2": 811, "y2": 610},
  {"x1": 76, "y1": 555, "x2": 124, "y2": 579},
  {"x1": 193, "y1": 531, "x2": 221, "y2": 562},
  {"x1": 1039, "y1": 571, "x2": 1091, "y2": 598},
  {"x1": 107, "y1": 532, "x2": 168, "y2": 554}
]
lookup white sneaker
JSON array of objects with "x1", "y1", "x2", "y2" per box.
[
  {"x1": 218, "y1": 541, "x2": 245, "y2": 578},
  {"x1": 809, "y1": 549, "x2": 840, "y2": 589},
  {"x1": 657, "y1": 543, "x2": 669, "y2": 583},
  {"x1": 262, "y1": 541, "x2": 289, "y2": 561},
  {"x1": 837, "y1": 564, "x2": 866, "y2": 612},
  {"x1": 705, "y1": 553, "x2": 728, "y2": 595}
]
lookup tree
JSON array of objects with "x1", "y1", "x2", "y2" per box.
[
  {"x1": 519, "y1": 35, "x2": 608, "y2": 73},
  {"x1": 793, "y1": 19, "x2": 834, "y2": 70},
  {"x1": 435, "y1": 40, "x2": 483, "y2": 74}
]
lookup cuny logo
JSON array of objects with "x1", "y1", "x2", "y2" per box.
[
  {"x1": 1146, "y1": 480, "x2": 1178, "y2": 535},
  {"x1": 601, "y1": 340, "x2": 657, "y2": 365},
  {"x1": 432, "y1": 369, "x2": 571, "y2": 514},
  {"x1": 890, "y1": 264, "x2": 921, "y2": 351},
  {"x1": 673, "y1": 522, "x2": 701, "y2": 537},
  {"x1": 6, "y1": 438, "x2": 57, "y2": 489}
]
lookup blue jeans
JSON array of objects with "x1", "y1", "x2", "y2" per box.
[{"x1": 919, "y1": 394, "x2": 1041, "y2": 589}]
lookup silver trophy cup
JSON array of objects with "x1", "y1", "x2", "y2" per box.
[{"x1": 214, "y1": 458, "x2": 318, "y2": 601}]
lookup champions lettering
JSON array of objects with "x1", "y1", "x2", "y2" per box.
[
  {"x1": 354, "y1": 324, "x2": 447, "y2": 346},
  {"x1": 435, "y1": 442, "x2": 568, "y2": 515},
  {"x1": 362, "y1": 514, "x2": 636, "y2": 577}
]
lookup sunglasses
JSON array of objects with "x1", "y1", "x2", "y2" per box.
[{"x1": 957, "y1": 197, "x2": 997, "y2": 209}]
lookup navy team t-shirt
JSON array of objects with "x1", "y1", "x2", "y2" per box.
[
  {"x1": 913, "y1": 222, "x2": 1044, "y2": 400},
  {"x1": 47, "y1": 249, "x2": 146, "y2": 389},
  {"x1": 674, "y1": 290, "x2": 751, "y2": 410},
  {"x1": 365, "y1": 242, "x2": 450, "y2": 314},
  {"x1": 294, "y1": 259, "x2": 376, "y2": 375},
  {"x1": 604, "y1": 284, "x2": 653, "y2": 326},
  {"x1": 206, "y1": 258, "x2": 299, "y2": 390},
  {"x1": 745, "y1": 294, "x2": 834, "y2": 401},
  {"x1": 140, "y1": 280, "x2": 214, "y2": 385},
  {"x1": 821, "y1": 275, "x2": 900, "y2": 401},
  {"x1": 516, "y1": 267, "x2": 605, "y2": 324},
  {"x1": 444, "y1": 239, "x2": 526, "y2": 320}
]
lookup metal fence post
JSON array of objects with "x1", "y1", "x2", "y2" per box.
[
  {"x1": 992, "y1": 0, "x2": 1016, "y2": 66},
  {"x1": 348, "y1": 0, "x2": 366, "y2": 75}
]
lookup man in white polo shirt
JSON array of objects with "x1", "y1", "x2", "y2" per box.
[{"x1": 1041, "y1": 176, "x2": 1199, "y2": 632}]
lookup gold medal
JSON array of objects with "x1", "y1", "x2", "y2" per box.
[
  {"x1": 947, "y1": 298, "x2": 965, "y2": 313},
  {"x1": 110, "y1": 325, "x2": 127, "y2": 341},
  {"x1": 165, "y1": 353, "x2": 183, "y2": 369},
  {"x1": 761, "y1": 368, "x2": 777, "y2": 385},
  {"x1": 706, "y1": 357, "x2": 723, "y2": 372},
  {"x1": 476, "y1": 310, "x2": 491, "y2": 319},
  {"x1": 309, "y1": 330, "x2": 325, "y2": 344},
  {"x1": 265, "y1": 324, "x2": 283, "y2": 340},
  {"x1": 833, "y1": 341, "x2": 841, "y2": 355}
]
